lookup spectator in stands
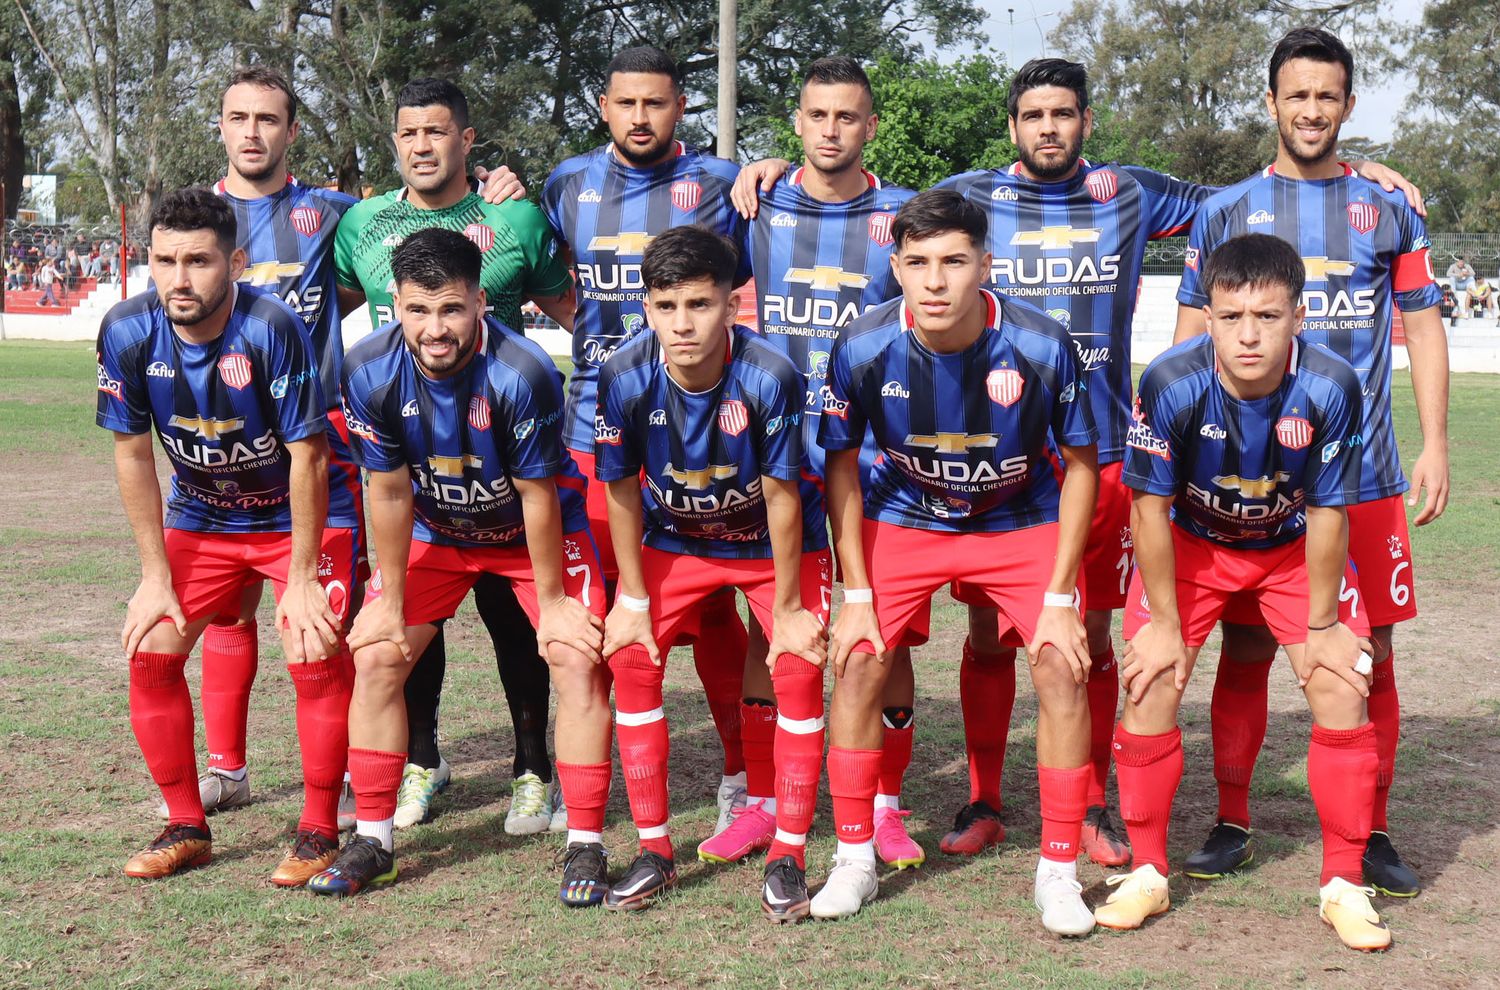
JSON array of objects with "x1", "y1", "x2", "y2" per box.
[
  {"x1": 1439, "y1": 282, "x2": 1458, "y2": 327},
  {"x1": 1447, "y1": 255, "x2": 1476, "y2": 299},
  {"x1": 36, "y1": 258, "x2": 61, "y2": 307},
  {"x1": 42, "y1": 236, "x2": 61, "y2": 266},
  {"x1": 9, "y1": 238, "x2": 23, "y2": 264},
  {"x1": 5, "y1": 256, "x2": 23, "y2": 291},
  {"x1": 98, "y1": 236, "x2": 118, "y2": 281},
  {"x1": 86, "y1": 243, "x2": 103, "y2": 278},
  {"x1": 1469, "y1": 274, "x2": 1497, "y2": 319}
]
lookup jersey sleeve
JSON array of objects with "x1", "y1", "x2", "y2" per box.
[
  {"x1": 513, "y1": 202, "x2": 574, "y2": 297},
  {"x1": 333, "y1": 203, "x2": 362, "y2": 290},
  {"x1": 592, "y1": 360, "x2": 640, "y2": 482},
  {"x1": 1175, "y1": 204, "x2": 1220, "y2": 308},
  {"x1": 94, "y1": 318, "x2": 150, "y2": 434},
  {"x1": 1122, "y1": 363, "x2": 1181, "y2": 495},
  {"x1": 499, "y1": 358, "x2": 568, "y2": 480},
  {"x1": 539, "y1": 170, "x2": 571, "y2": 252},
  {"x1": 339, "y1": 368, "x2": 404, "y2": 473},
  {"x1": 1390, "y1": 206, "x2": 1442, "y2": 312},
  {"x1": 752, "y1": 361, "x2": 804, "y2": 482},
  {"x1": 1305, "y1": 366, "x2": 1364, "y2": 507},
  {"x1": 1049, "y1": 338, "x2": 1098, "y2": 447},
  {"x1": 262, "y1": 315, "x2": 327, "y2": 443},
  {"x1": 816, "y1": 335, "x2": 866, "y2": 451}
]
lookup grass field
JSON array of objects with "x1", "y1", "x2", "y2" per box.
[{"x1": 1, "y1": 339, "x2": 1498, "y2": 990}]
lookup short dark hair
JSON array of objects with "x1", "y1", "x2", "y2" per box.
[
  {"x1": 1008, "y1": 58, "x2": 1089, "y2": 119},
  {"x1": 891, "y1": 189, "x2": 988, "y2": 251},
  {"x1": 395, "y1": 77, "x2": 469, "y2": 129},
  {"x1": 149, "y1": 187, "x2": 237, "y2": 255},
  {"x1": 391, "y1": 227, "x2": 481, "y2": 292},
  {"x1": 1269, "y1": 27, "x2": 1354, "y2": 96},
  {"x1": 1199, "y1": 233, "x2": 1306, "y2": 304},
  {"x1": 225, "y1": 65, "x2": 297, "y2": 123},
  {"x1": 641, "y1": 226, "x2": 739, "y2": 291},
  {"x1": 801, "y1": 56, "x2": 872, "y2": 100},
  {"x1": 605, "y1": 46, "x2": 682, "y2": 92}
]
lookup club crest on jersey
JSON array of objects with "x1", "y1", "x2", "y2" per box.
[
  {"x1": 289, "y1": 206, "x2": 322, "y2": 236},
  {"x1": 718, "y1": 399, "x2": 749, "y2": 437},
  {"x1": 670, "y1": 180, "x2": 702, "y2": 212},
  {"x1": 1085, "y1": 170, "x2": 1118, "y2": 204},
  {"x1": 868, "y1": 212, "x2": 895, "y2": 247},
  {"x1": 218, "y1": 352, "x2": 253, "y2": 390},
  {"x1": 986, "y1": 368, "x2": 1023, "y2": 407},
  {"x1": 468, "y1": 395, "x2": 491, "y2": 432},
  {"x1": 1275, "y1": 416, "x2": 1313, "y2": 450},
  {"x1": 463, "y1": 224, "x2": 494, "y2": 252},
  {"x1": 1347, "y1": 202, "x2": 1379, "y2": 235}
]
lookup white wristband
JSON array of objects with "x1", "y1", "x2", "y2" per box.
[
  {"x1": 1043, "y1": 591, "x2": 1078, "y2": 610},
  {"x1": 617, "y1": 593, "x2": 651, "y2": 613},
  {"x1": 842, "y1": 588, "x2": 873, "y2": 604}
]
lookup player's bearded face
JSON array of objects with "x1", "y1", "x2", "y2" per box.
[
  {"x1": 220, "y1": 83, "x2": 297, "y2": 183},
  {"x1": 891, "y1": 231, "x2": 993, "y2": 351},
  {"x1": 394, "y1": 105, "x2": 476, "y2": 196},
  {"x1": 1009, "y1": 87, "x2": 1091, "y2": 182},
  {"x1": 396, "y1": 281, "x2": 486, "y2": 378},
  {"x1": 1205, "y1": 282, "x2": 1306, "y2": 399},
  {"x1": 601, "y1": 73, "x2": 685, "y2": 167},
  {"x1": 150, "y1": 229, "x2": 240, "y2": 328},
  {"x1": 795, "y1": 82, "x2": 877, "y2": 176},
  {"x1": 645, "y1": 276, "x2": 734, "y2": 386},
  {"x1": 1268, "y1": 58, "x2": 1353, "y2": 168}
]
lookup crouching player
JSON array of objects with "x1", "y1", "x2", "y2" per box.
[
  {"x1": 595, "y1": 226, "x2": 831, "y2": 918},
  {"x1": 309, "y1": 229, "x2": 610, "y2": 902},
  {"x1": 1098, "y1": 233, "x2": 1389, "y2": 951},
  {"x1": 814, "y1": 189, "x2": 1101, "y2": 935}
]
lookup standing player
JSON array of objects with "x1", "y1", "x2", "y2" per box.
[
  {"x1": 1101, "y1": 233, "x2": 1390, "y2": 952},
  {"x1": 98, "y1": 188, "x2": 357, "y2": 885},
  {"x1": 1173, "y1": 28, "x2": 1447, "y2": 896},
  {"x1": 335, "y1": 77, "x2": 576, "y2": 835},
  {"x1": 813, "y1": 190, "x2": 1100, "y2": 936},
  {"x1": 311, "y1": 229, "x2": 610, "y2": 902},
  {"x1": 538, "y1": 46, "x2": 752, "y2": 830},
  {"x1": 595, "y1": 226, "x2": 831, "y2": 918}
]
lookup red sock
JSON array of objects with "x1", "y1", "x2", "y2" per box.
[
  {"x1": 878, "y1": 707, "x2": 914, "y2": 798},
  {"x1": 1037, "y1": 763, "x2": 1091, "y2": 863},
  {"x1": 611, "y1": 645, "x2": 673, "y2": 858},
  {"x1": 1307, "y1": 722, "x2": 1378, "y2": 885},
  {"x1": 768, "y1": 654, "x2": 824, "y2": 867},
  {"x1": 827, "y1": 747, "x2": 881, "y2": 844},
  {"x1": 556, "y1": 760, "x2": 610, "y2": 834},
  {"x1": 1210, "y1": 654, "x2": 1274, "y2": 829},
  {"x1": 692, "y1": 589, "x2": 748, "y2": 776},
  {"x1": 960, "y1": 639, "x2": 1015, "y2": 808},
  {"x1": 347, "y1": 746, "x2": 405, "y2": 822},
  {"x1": 200, "y1": 622, "x2": 257, "y2": 772},
  {"x1": 1367, "y1": 658, "x2": 1399, "y2": 832},
  {"x1": 1112, "y1": 726, "x2": 1184, "y2": 874},
  {"x1": 288, "y1": 657, "x2": 351, "y2": 840},
  {"x1": 741, "y1": 698, "x2": 778, "y2": 800},
  {"x1": 129, "y1": 651, "x2": 204, "y2": 827},
  {"x1": 1085, "y1": 647, "x2": 1119, "y2": 808}
]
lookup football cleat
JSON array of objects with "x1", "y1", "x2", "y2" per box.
[
  {"x1": 270, "y1": 829, "x2": 339, "y2": 888},
  {"x1": 503, "y1": 772, "x2": 554, "y2": 836},
  {"x1": 603, "y1": 851, "x2": 677, "y2": 911},
  {"x1": 697, "y1": 800, "x2": 776, "y2": 864},
  {"x1": 1080, "y1": 805, "x2": 1132, "y2": 867},
  {"x1": 336, "y1": 779, "x2": 356, "y2": 832},
  {"x1": 124, "y1": 823, "x2": 212, "y2": 879},
  {"x1": 306, "y1": 835, "x2": 397, "y2": 897},
  {"x1": 1034, "y1": 863, "x2": 1095, "y2": 937},
  {"x1": 809, "y1": 856, "x2": 879, "y2": 920},
  {"x1": 1093, "y1": 864, "x2": 1171, "y2": 930},
  {"x1": 1320, "y1": 877, "x2": 1392, "y2": 951},
  {"x1": 715, "y1": 771, "x2": 748, "y2": 834},
  {"x1": 1363, "y1": 831, "x2": 1421, "y2": 897},
  {"x1": 939, "y1": 800, "x2": 1005, "y2": 856},
  {"x1": 156, "y1": 769, "x2": 249, "y2": 820},
  {"x1": 548, "y1": 785, "x2": 568, "y2": 833},
  {"x1": 761, "y1": 855, "x2": 811, "y2": 923},
  {"x1": 557, "y1": 841, "x2": 609, "y2": 908},
  {"x1": 392, "y1": 758, "x2": 450, "y2": 829},
  {"x1": 873, "y1": 806, "x2": 925, "y2": 869},
  {"x1": 1183, "y1": 821, "x2": 1254, "y2": 879}
]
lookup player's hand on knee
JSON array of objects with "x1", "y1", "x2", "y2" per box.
[
  {"x1": 473, "y1": 164, "x2": 527, "y2": 203},
  {"x1": 602, "y1": 601, "x2": 659, "y2": 665},
  {"x1": 540, "y1": 595, "x2": 604, "y2": 664},
  {"x1": 277, "y1": 577, "x2": 341, "y2": 662},
  {"x1": 1029, "y1": 604, "x2": 1089, "y2": 685},
  {"x1": 1294, "y1": 623, "x2": 1371, "y2": 697},
  {"x1": 768, "y1": 605, "x2": 829, "y2": 669},
  {"x1": 829, "y1": 601, "x2": 883, "y2": 677},
  {"x1": 1121, "y1": 621, "x2": 1189, "y2": 704},
  {"x1": 730, "y1": 159, "x2": 790, "y2": 218},
  {"x1": 347, "y1": 597, "x2": 411, "y2": 661},
  {"x1": 122, "y1": 576, "x2": 187, "y2": 658}
]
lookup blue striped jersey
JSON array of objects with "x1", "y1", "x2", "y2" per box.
[
  {"x1": 340, "y1": 318, "x2": 589, "y2": 547},
  {"x1": 744, "y1": 167, "x2": 916, "y2": 477},
  {"x1": 595, "y1": 324, "x2": 825, "y2": 559},
  {"x1": 939, "y1": 161, "x2": 1207, "y2": 464},
  {"x1": 1124, "y1": 334, "x2": 1363, "y2": 548},
  {"x1": 541, "y1": 142, "x2": 748, "y2": 450},
  {"x1": 96, "y1": 284, "x2": 359, "y2": 533},
  {"x1": 819, "y1": 289, "x2": 1097, "y2": 533},
  {"x1": 1176, "y1": 164, "x2": 1442, "y2": 501},
  {"x1": 215, "y1": 177, "x2": 357, "y2": 410}
]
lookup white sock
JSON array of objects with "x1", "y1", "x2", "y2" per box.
[
  {"x1": 720, "y1": 771, "x2": 746, "y2": 790},
  {"x1": 567, "y1": 829, "x2": 603, "y2": 846},
  {"x1": 357, "y1": 817, "x2": 395, "y2": 852},
  {"x1": 213, "y1": 765, "x2": 248, "y2": 782},
  {"x1": 874, "y1": 792, "x2": 900, "y2": 811},
  {"x1": 749, "y1": 795, "x2": 777, "y2": 814},
  {"x1": 836, "y1": 840, "x2": 876, "y2": 864},
  {"x1": 1037, "y1": 857, "x2": 1077, "y2": 882}
]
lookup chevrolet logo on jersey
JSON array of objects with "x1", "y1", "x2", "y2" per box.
[
  {"x1": 239, "y1": 261, "x2": 306, "y2": 286},
  {"x1": 586, "y1": 232, "x2": 654, "y2": 256},
  {"x1": 784, "y1": 266, "x2": 871, "y2": 292},
  {"x1": 428, "y1": 454, "x2": 484, "y2": 477},
  {"x1": 168, "y1": 415, "x2": 245, "y2": 440},
  {"x1": 663, "y1": 463, "x2": 739, "y2": 490},
  {"x1": 905, "y1": 433, "x2": 999, "y2": 454},
  {"x1": 1010, "y1": 226, "x2": 1102, "y2": 251},
  {"x1": 1213, "y1": 473, "x2": 1292, "y2": 498},
  {"x1": 1302, "y1": 257, "x2": 1357, "y2": 281}
]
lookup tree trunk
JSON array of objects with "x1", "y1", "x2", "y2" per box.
[{"x1": 0, "y1": 43, "x2": 26, "y2": 221}]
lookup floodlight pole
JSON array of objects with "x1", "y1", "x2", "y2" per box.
[{"x1": 717, "y1": 0, "x2": 737, "y2": 160}]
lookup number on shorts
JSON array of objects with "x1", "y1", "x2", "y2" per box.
[
  {"x1": 1389, "y1": 561, "x2": 1411, "y2": 608},
  {"x1": 819, "y1": 583, "x2": 832, "y2": 620},
  {"x1": 1338, "y1": 576, "x2": 1359, "y2": 618},
  {"x1": 566, "y1": 564, "x2": 593, "y2": 608},
  {"x1": 1115, "y1": 551, "x2": 1132, "y2": 596}
]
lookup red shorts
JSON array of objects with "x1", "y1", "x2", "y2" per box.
[
  {"x1": 326, "y1": 405, "x2": 370, "y2": 582},
  {"x1": 860, "y1": 519, "x2": 1075, "y2": 653},
  {"x1": 1122, "y1": 529, "x2": 1369, "y2": 648},
  {"x1": 366, "y1": 531, "x2": 606, "y2": 627},
  {"x1": 1080, "y1": 461, "x2": 1134, "y2": 611},
  {"x1": 635, "y1": 546, "x2": 833, "y2": 654},
  {"x1": 569, "y1": 447, "x2": 618, "y2": 582},
  {"x1": 166, "y1": 528, "x2": 358, "y2": 625}
]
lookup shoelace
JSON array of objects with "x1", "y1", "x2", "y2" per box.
[
  {"x1": 293, "y1": 831, "x2": 337, "y2": 859},
  {"x1": 723, "y1": 799, "x2": 771, "y2": 828},
  {"x1": 874, "y1": 807, "x2": 915, "y2": 841},
  {"x1": 511, "y1": 777, "x2": 549, "y2": 817},
  {"x1": 557, "y1": 842, "x2": 607, "y2": 873},
  {"x1": 334, "y1": 838, "x2": 385, "y2": 874},
  {"x1": 150, "y1": 823, "x2": 205, "y2": 849},
  {"x1": 397, "y1": 766, "x2": 434, "y2": 805},
  {"x1": 1038, "y1": 871, "x2": 1084, "y2": 895}
]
